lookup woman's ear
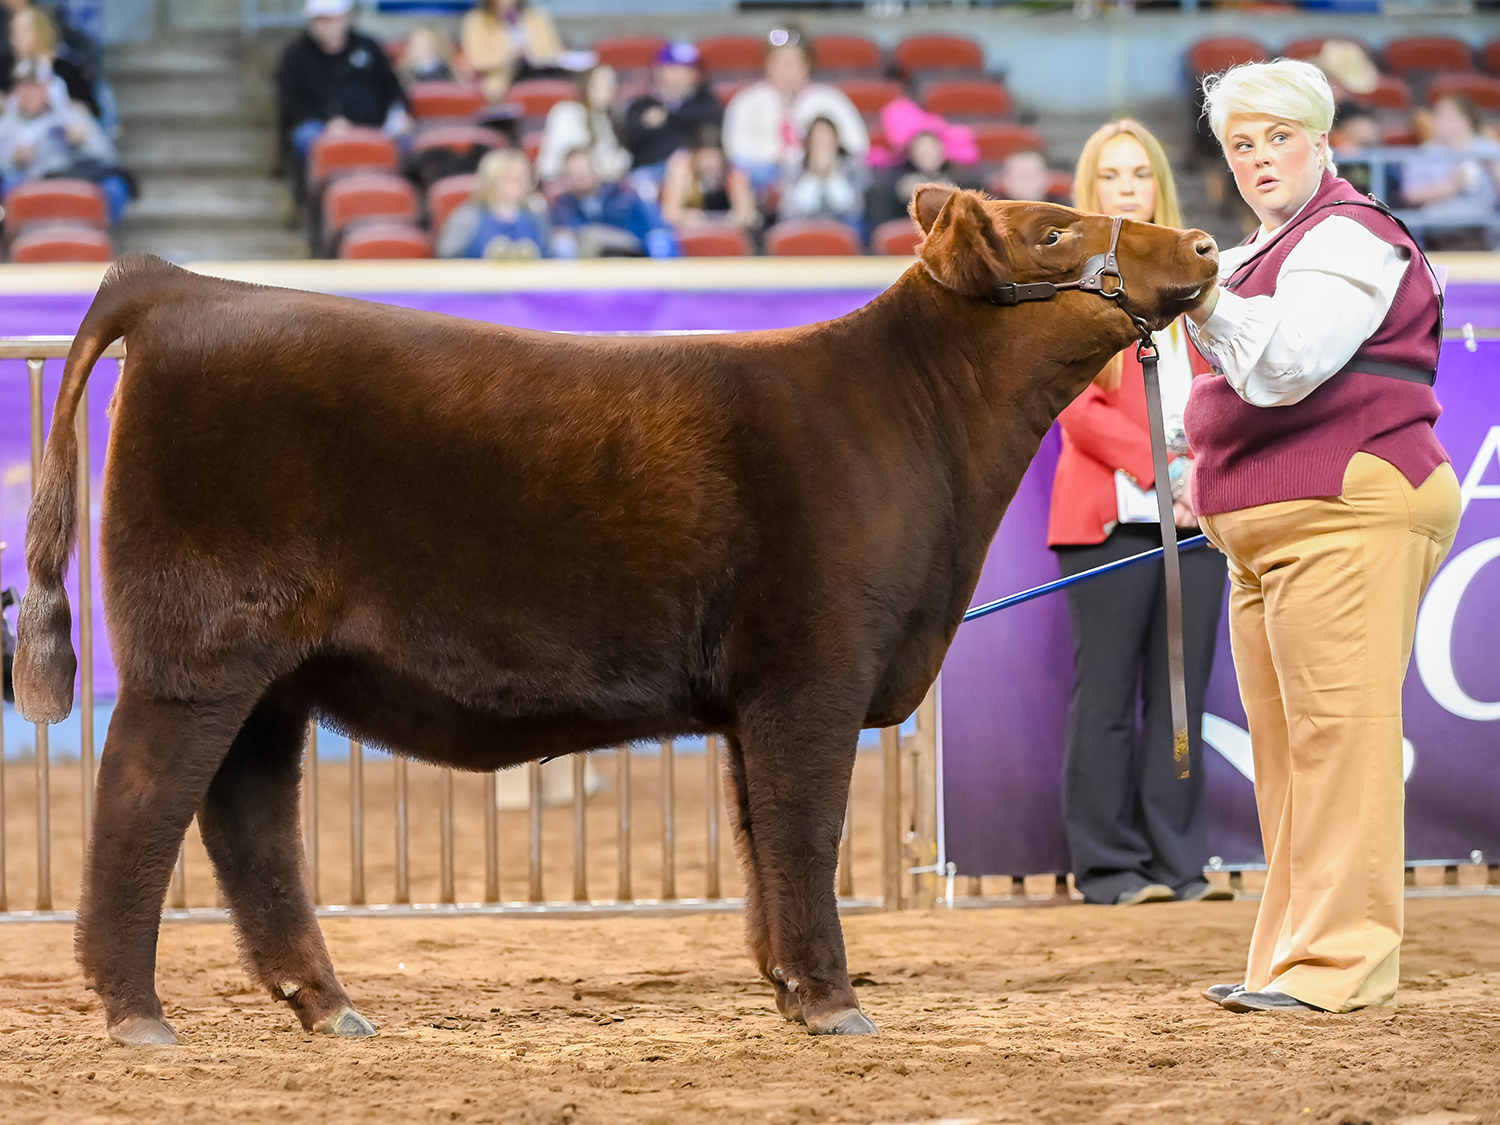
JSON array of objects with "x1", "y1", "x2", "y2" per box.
[{"x1": 913, "y1": 187, "x2": 1011, "y2": 298}]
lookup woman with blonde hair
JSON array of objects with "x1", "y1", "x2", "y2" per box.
[
  {"x1": 436, "y1": 147, "x2": 549, "y2": 259},
  {"x1": 1046, "y1": 118, "x2": 1230, "y2": 907},
  {"x1": 1185, "y1": 60, "x2": 1459, "y2": 1014}
]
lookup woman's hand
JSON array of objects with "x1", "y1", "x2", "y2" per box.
[
  {"x1": 1187, "y1": 278, "x2": 1220, "y2": 326},
  {"x1": 1172, "y1": 458, "x2": 1199, "y2": 528}
]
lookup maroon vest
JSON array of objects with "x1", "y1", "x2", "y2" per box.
[{"x1": 1184, "y1": 171, "x2": 1449, "y2": 516}]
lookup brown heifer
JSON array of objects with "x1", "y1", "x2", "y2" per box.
[{"x1": 16, "y1": 186, "x2": 1217, "y2": 1046}]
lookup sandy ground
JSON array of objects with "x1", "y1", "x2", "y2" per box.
[{"x1": 1, "y1": 897, "x2": 1498, "y2": 1125}]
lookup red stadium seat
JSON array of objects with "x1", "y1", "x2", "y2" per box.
[
  {"x1": 871, "y1": 219, "x2": 921, "y2": 256},
  {"x1": 1428, "y1": 72, "x2": 1500, "y2": 109},
  {"x1": 835, "y1": 79, "x2": 905, "y2": 116},
  {"x1": 306, "y1": 127, "x2": 399, "y2": 187},
  {"x1": 407, "y1": 81, "x2": 487, "y2": 121},
  {"x1": 677, "y1": 228, "x2": 753, "y2": 257},
  {"x1": 813, "y1": 35, "x2": 881, "y2": 77},
  {"x1": 592, "y1": 35, "x2": 666, "y2": 73},
  {"x1": 1380, "y1": 122, "x2": 1420, "y2": 147},
  {"x1": 696, "y1": 35, "x2": 764, "y2": 78},
  {"x1": 1486, "y1": 39, "x2": 1500, "y2": 77},
  {"x1": 339, "y1": 223, "x2": 433, "y2": 259},
  {"x1": 427, "y1": 174, "x2": 478, "y2": 233},
  {"x1": 920, "y1": 79, "x2": 1012, "y2": 121},
  {"x1": 970, "y1": 122, "x2": 1045, "y2": 164},
  {"x1": 322, "y1": 173, "x2": 419, "y2": 249},
  {"x1": 1187, "y1": 37, "x2": 1268, "y2": 77},
  {"x1": 1356, "y1": 75, "x2": 1413, "y2": 111},
  {"x1": 1383, "y1": 37, "x2": 1475, "y2": 76},
  {"x1": 2, "y1": 179, "x2": 108, "y2": 237},
  {"x1": 8, "y1": 225, "x2": 112, "y2": 263},
  {"x1": 411, "y1": 124, "x2": 508, "y2": 158},
  {"x1": 505, "y1": 78, "x2": 577, "y2": 120},
  {"x1": 765, "y1": 219, "x2": 860, "y2": 257},
  {"x1": 521, "y1": 130, "x2": 543, "y2": 165},
  {"x1": 1281, "y1": 37, "x2": 1330, "y2": 61},
  {"x1": 894, "y1": 35, "x2": 984, "y2": 80}
]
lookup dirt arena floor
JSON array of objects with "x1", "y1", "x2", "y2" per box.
[{"x1": 1, "y1": 895, "x2": 1498, "y2": 1125}]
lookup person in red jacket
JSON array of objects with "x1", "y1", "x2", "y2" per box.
[{"x1": 1047, "y1": 120, "x2": 1231, "y2": 907}]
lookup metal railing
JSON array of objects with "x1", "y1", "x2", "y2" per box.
[{"x1": 0, "y1": 336, "x2": 941, "y2": 920}]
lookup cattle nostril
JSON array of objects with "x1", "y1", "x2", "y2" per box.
[{"x1": 1194, "y1": 238, "x2": 1218, "y2": 259}]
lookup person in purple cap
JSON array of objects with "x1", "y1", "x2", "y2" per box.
[{"x1": 622, "y1": 40, "x2": 722, "y2": 197}]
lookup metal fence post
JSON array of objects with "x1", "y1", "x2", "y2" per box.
[
  {"x1": 440, "y1": 768, "x2": 455, "y2": 904},
  {"x1": 394, "y1": 755, "x2": 410, "y2": 904},
  {"x1": 704, "y1": 736, "x2": 720, "y2": 900},
  {"x1": 660, "y1": 739, "x2": 676, "y2": 901},
  {"x1": 484, "y1": 770, "x2": 499, "y2": 904},
  {"x1": 881, "y1": 726, "x2": 903, "y2": 911},
  {"x1": 76, "y1": 383, "x2": 94, "y2": 854},
  {"x1": 616, "y1": 747, "x2": 631, "y2": 902},
  {"x1": 28, "y1": 357, "x2": 51, "y2": 912},
  {"x1": 572, "y1": 755, "x2": 587, "y2": 902},
  {"x1": 350, "y1": 740, "x2": 365, "y2": 905},
  {"x1": 910, "y1": 686, "x2": 939, "y2": 909},
  {"x1": 528, "y1": 761, "x2": 544, "y2": 903}
]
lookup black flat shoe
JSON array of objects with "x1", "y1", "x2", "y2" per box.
[
  {"x1": 1221, "y1": 989, "x2": 1326, "y2": 1013},
  {"x1": 1202, "y1": 982, "x2": 1245, "y2": 1005}
]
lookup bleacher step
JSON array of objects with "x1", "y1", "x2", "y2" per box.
[
  {"x1": 114, "y1": 227, "x2": 311, "y2": 262},
  {"x1": 114, "y1": 77, "x2": 272, "y2": 127},
  {"x1": 124, "y1": 176, "x2": 293, "y2": 229},
  {"x1": 120, "y1": 126, "x2": 276, "y2": 176}
]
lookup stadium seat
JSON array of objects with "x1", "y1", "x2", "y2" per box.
[
  {"x1": 2, "y1": 179, "x2": 108, "y2": 237},
  {"x1": 677, "y1": 228, "x2": 753, "y2": 257},
  {"x1": 8, "y1": 224, "x2": 112, "y2": 263},
  {"x1": 871, "y1": 219, "x2": 921, "y2": 256},
  {"x1": 696, "y1": 35, "x2": 764, "y2": 79},
  {"x1": 427, "y1": 174, "x2": 479, "y2": 234},
  {"x1": 1357, "y1": 75, "x2": 1413, "y2": 111},
  {"x1": 521, "y1": 130, "x2": 543, "y2": 164},
  {"x1": 970, "y1": 122, "x2": 1046, "y2": 164},
  {"x1": 1186, "y1": 37, "x2": 1268, "y2": 77},
  {"x1": 1428, "y1": 72, "x2": 1500, "y2": 109},
  {"x1": 1382, "y1": 37, "x2": 1475, "y2": 76},
  {"x1": 894, "y1": 35, "x2": 984, "y2": 81},
  {"x1": 411, "y1": 124, "x2": 508, "y2": 158},
  {"x1": 592, "y1": 35, "x2": 667, "y2": 73},
  {"x1": 1046, "y1": 169, "x2": 1075, "y2": 202},
  {"x1": 835, "y1": 79, "x2": 905, "y2": 117},
  {"x1": 505, "y1": 78, "x2": 577, "y2": 120},
  {"x1": 1486, "y1": 39, "x2": 1500, "y2": 77},
  {"x1": 812, "y1": 35, "x2": 881, "y2": 77},
  {"x1": 322, "y1": 173, "x2": 419, "y2": 251},
  {"x1": 306, "y1": 127, "x2": 399, "y2": 187},
  {"x1": 408, "y1": 81, "x2": 487, "y2": 121},
  {"x1": 339, "y1": 223, "x2": 433, "y2": 259},
  {"x1": 1380, "y1": 122, "x2": 1420, "y2": 147},
  {"x1": 920, "y1": 79, "x2": 1012, "y2": 121},
  {"x1": 765, "y1": 219, "x2": 860, "y2": 257}
]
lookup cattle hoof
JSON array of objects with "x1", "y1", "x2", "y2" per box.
[
  {"x1": 806, "y1": 1008, "x2": 878, "y2": 1036},
  {"x1": 108, "y1": 1016, "x2": 179, "y2": 1047},
  {"x1": 314, "y1": 1006, "x2": 378, "y2": 1038}
]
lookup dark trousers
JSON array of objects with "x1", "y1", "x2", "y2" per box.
[{"x1": 1054, "y1": 523, "x2": 1228, "y2": 905}]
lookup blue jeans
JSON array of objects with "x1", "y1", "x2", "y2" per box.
[{"x1": 292, "y1": 120, "x2": 326, "y2": 160}]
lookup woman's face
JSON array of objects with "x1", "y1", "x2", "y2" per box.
[
  {"x1": 587, "y1": 66, "x2": 616, "y2": 110},
  {"x1": 806, "y1": 120, "x2": 839, "y2": 172},
  {"x1": 908, "y1": 132, "x2": 946, "y2": 175},
  {"x1": 1093, "y1": 133, "x2": 1158, "y2": 222},
  {"x1": 1431, "y1": 98, "x2": 1476, "y2": 149},
  {"x1": 1223, "y1": 114, "x2": 1326, "y2": 230},
  {"x1": 490, "y1": 161, "x2": 529, "y2": 207}
]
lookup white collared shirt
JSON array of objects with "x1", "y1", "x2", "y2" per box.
[{"x1": 1190, "y1": 210, "x2": 1411, "y2": 408}]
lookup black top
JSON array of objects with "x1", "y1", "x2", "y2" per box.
[
  {"x1": 622, "y1": 87, "x2": 723, "y2": 169},
  {"x1": 276, "y1": 30, "x2": 406, "y2": 131}
]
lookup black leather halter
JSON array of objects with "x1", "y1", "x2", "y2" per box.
[{"x1": 988, "y1": 214, "x2": 1154, "y2": 344}]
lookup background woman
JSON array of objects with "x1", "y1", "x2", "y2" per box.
[
  {"x1": 460, "y1": 0, "x2": 563, "y2": 104},
  {"x1": 536, "y1": 64, "x2": 629, "y2": 186},
  {"x1": 1047, "y1": 119, "x2": 1230, "y2": 907},
  {"x1": 436, "y1": 148, "x2": 548, "y2": 259},
  {"x1": 1187, "y1": 60, "x2": 1460, "y2": 1014}
]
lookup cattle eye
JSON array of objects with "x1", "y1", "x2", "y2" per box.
[{"x1": 1042, "y1": 230, "x2": 1061, "y2": 246}]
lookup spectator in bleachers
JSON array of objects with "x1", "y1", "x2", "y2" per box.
[
  {"x1": 778, "y1": 116, "x2": 864, "y2": 230},
  {"x1": 659, "y1": 125, "x2": 757, "y2": 233},
  {"x1": 864, "y1": 117, "x2": 980, "y2": 231},
  {"x1": 622, "y1": 42, "x2": 722, "y2": 196},
  {"x1": 992, "y1": 148, "x2": 1050, "y2": 202},
  {"x1": 548, "y1": 146, "x2": 674, "y2": 258},
  {"x1": 0, "y1": 76, "x2": 129, "y2": 221},
  {"x1": 723, "y1": 28, "x2": 867, "y2": 195},
  {"x1": 6, "y1": 6, "x2": 97, "y2": 117},
  {"x1": 396, "y1": 26, "x2": 456, "y2": 85},
  {"x1": 460, "y1": 0, "x2": 563, "y2": 104},
  {"x1": 536, "y1": 64, "x2": 629, "y2": 186},
  {"x1": 1400, "y1": 94, "x2": 1500, "y2": 249},
  {"x1": 1330, "y1": 103, "x2": 1379, "y2": 160},
  {"x1": 277, "y1": 0, "x2": 409, "y2": 165},
  {"x1": 437, "y1": 148, "x2": 549, "y2": 259}
]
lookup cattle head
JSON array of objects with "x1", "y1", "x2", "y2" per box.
[{"x1": 910, "y1": 185, "x2": 1219, "y2": 338}]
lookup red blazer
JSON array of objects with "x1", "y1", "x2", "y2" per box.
[{"x1": 1047, "y1": 334, "x2": 1213, "y2": 547}]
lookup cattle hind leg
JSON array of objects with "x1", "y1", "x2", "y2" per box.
[
  {"x1": 735, "y1": 706, "x2": 875, "y2": 1036},
  {"x1": 195, "y1": 695, "x2": 376, "y2": 1038}
]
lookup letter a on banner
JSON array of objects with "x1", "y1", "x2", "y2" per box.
[{"x1": 1459, "y1": 426, "x2": 1500, "y2": 515}]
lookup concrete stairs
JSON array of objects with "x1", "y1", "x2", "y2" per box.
[{"x1": 107, "y1": 34, "x2": 306, "y2": 261}]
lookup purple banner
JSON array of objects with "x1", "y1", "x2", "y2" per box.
[{"x1": 941, "y1": 317, "x2": 1500, "y2": 872}]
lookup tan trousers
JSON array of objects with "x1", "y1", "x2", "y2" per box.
[{"x1": 1200, "y1": 453, "x2": 1461, "y2": 1012}]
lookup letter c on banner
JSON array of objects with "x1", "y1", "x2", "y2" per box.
[{"x1": 1415, "y1": 537, "x2": 1500, "y2": 721}]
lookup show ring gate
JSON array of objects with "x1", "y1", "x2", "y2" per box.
[{"x1": 0, "y1": 337, "x2": 943, "y2": 921}]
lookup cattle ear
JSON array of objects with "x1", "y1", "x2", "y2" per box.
[
  {"x1": 914, "y1": 188, "x2": 1010, "y2": 299},
  {"x1": 911, "y1": 183, "x2": 959, "y2": 233}
]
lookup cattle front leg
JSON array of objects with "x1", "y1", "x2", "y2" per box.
[
  {"x1": 196, "y1": 697, "x2": 375, "y2": 1038},
  {"x1": 723, "y1": 735, "x2": 801, "y2": 1024},
  {"x1": 737, "y1": 712, "x2": 875, "y2": 1036},
  {"x1": 76, "y1": 691, "x2": 246, "y2": 1046}
]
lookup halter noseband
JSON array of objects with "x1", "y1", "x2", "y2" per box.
[{"x1": 988, "y1": 214, "x2": 1154, "y2": 346}]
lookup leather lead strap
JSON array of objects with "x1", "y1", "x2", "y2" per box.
[{"x1": 1138, "y1": 338, "x2": 1191, "y2": 780}]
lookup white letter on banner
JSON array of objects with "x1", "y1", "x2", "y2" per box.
[
  {"x1": 1460, "y1": 426, "x2": 1500, "y2": 515},
  {"x1": 1202, "y1": 714, "x2": 1415, "y2": 781},
  {"x1": 1415, "y1": 537, "x2": 1500, "y2": 721}
]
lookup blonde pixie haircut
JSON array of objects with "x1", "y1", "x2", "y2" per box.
[
  {"x1": 1203, "y1": 58, "x2": 1337, "y2": 172},
  {"x1": 1072, "y1": 118, "x2": 1183, "y2": 229}
]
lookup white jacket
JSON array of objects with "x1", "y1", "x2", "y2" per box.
[{"x1": 722, "y1": 80, "x2": 869, "y2": 169}]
